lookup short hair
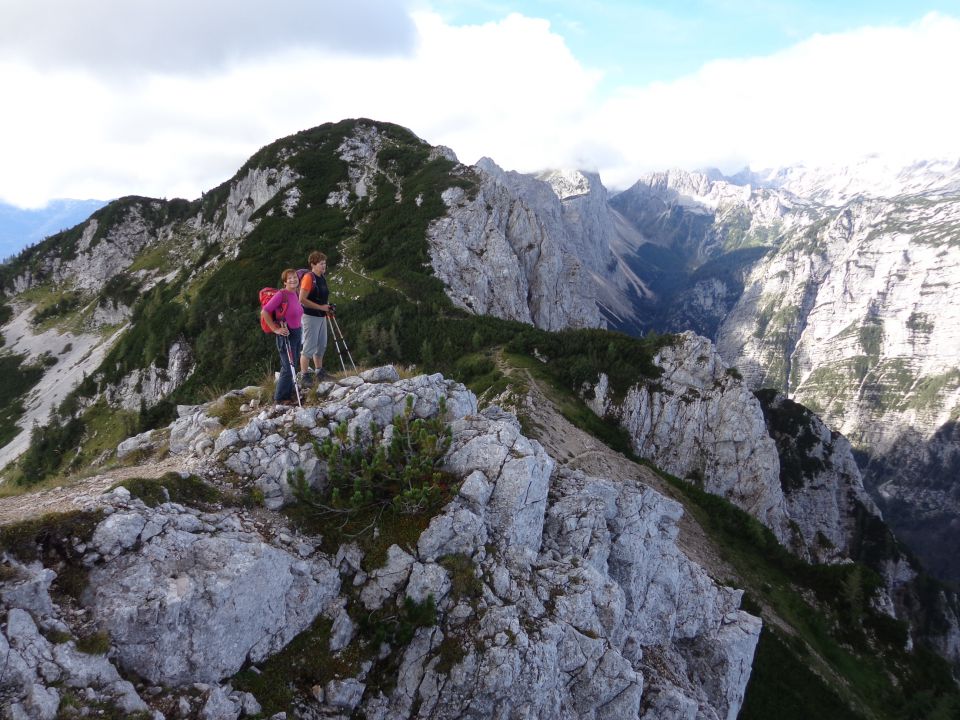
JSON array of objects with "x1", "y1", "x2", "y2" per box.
[
  {"x1": 280, "y1": 268, "x2": 297, "y2": 283},
  {"x1": 308, "y1": 251, "x2": 327, "y2": 266}
]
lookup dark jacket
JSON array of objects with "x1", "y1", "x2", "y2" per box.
[{"x1": 302, "y1": 271, "x2": 329, "y2": 318}]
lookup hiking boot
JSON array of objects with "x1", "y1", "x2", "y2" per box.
[
  {"x1": 315, "y1": 367, "x2": 329, "y2": 379},
  {"x1": 296, "y1": 371, "x2": 314, "y2": 388}
]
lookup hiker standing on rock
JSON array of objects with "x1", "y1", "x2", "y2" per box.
[
  {"x1": 261, "y1": 269, "x2": 304, "y2": 406},
  {"x1": 299, "y1": 251, "x2": 332, "y2": 384}
]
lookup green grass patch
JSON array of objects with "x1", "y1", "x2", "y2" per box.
[
  {"x1": 0, "y1": 510, "x2": 103, "y2": 601},
  {"x1": 207, "y1": 393, "x2": 248, "y2": 429},
  {"x1": 903, "y1": 369, "x2": 960, "y2": 411},
  {"x1": 32, "y1": 290, "x2": 84, "y2": 327},
  {"x1": 75, "y1": 630, "x2": 111, "y2": 655},
  {"x1": 439, "y1": 553, "x2": 484, "y2": 602},
  {"x1": 449, "y1": 351, "x2": 504, "y2": 397},
  {"x1": 112, "y1": 473, "x2": 222, "y2": 508}
]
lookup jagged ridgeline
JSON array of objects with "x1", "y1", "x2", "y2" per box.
[{"x1": 0, "y1": 118, "x2": 665, "y2": 483}]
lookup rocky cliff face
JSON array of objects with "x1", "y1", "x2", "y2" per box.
[
  {"x1": 1, "y1": 368, "x2": 761, "y2": 719},
  {"x1": 707, "y1": 167, "x2": 960, "y2": 582},
  {"x1": 753, "y1": 389, "x2": 882, "y2": 562},
  {"x1": 581, "y1": 332, "x2": 960, "y2": 670},
  {"x1": 603, "y1": 161, "x2": 960, "y2": 583},
  {"x1": 585, "y1": 332, "x2": 883, "y2": 566},
  {"x1": 427, "y1": 161, "x2": 646, "y2": 331}
]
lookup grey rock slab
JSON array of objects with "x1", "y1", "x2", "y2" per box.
[
  {"x1": 405, "y1": 562, "x2": 451, "y2": 605},
  {"x1": 416, "y1": 506, "x2": 487, "y2": 562},
  {"x1": 0, "y1": 562, "x2": 57, "y2": 617},
  {"x1": 360, "y1": 545, "x2": 415, "y2": 611},
  {"x1": 325, "y1": 678, "x2": 365, "y2": 710},
  {"x1": 214, "y1": 429, "x2": 241, "y2": 453},
  {"x1": 360, "y1": 366, "x2": 401, "y2": 384},
  {"x1": 458, "y1": 469, "x2": 493, "y2": 508},
  {"x1": 86, "y1": 523, "x2": 340, "y2": 685},
  {"x1": 200, "y1": 685, "x2": 240, "y2": 720}
]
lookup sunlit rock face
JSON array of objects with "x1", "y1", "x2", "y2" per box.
[{"x1": 426, "y1": 160, "x2": 645, "y2": 332}]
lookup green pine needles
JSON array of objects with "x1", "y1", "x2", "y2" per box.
[{"x1": 294, "y1": 395, "x2": 455, "y2": 531}]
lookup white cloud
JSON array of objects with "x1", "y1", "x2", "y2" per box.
[
  {"x1": 1, "y1": 8, "x2": 960, "y2": 207},
  {"x1": 587, "y1": 12, "x2": 960, "y2": 188},
  {"x1": 0, "y1": 0, "x2": 418, "y2": 74}
]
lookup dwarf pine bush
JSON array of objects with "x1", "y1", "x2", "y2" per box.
[{"x1": 293, "y1": 395, "x2": 454, "y2": 527}]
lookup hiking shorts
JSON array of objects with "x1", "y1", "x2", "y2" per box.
[{"x1": 301, "y1": 313, "x2": 328, "y2": 359}]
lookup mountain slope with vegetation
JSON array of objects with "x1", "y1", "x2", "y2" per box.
[{"x1": 1, "y1": 119, "x2": 959, "y2": 718}]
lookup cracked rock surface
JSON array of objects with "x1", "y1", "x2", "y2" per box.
[{"x1": 1, "y1": 367, "x2": 760, "y2": 719}]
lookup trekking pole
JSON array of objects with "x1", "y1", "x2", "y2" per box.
[
  {"x1": 326, "y1": 315, "x2": 347, "y2": 374},
  {"x1": 331, "y1": 315, "x2": 357, "y2": 372},
  {"x1": 283, "y1": 335, "x2": 302, "y2": 407}
]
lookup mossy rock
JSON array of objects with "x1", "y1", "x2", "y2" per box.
[{"x1": 113, "y1": 473, "x2": 222, "y2": 508}]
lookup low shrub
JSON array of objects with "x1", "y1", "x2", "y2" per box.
[{"x1": 294, "y1": 395, "x2": 455, "y2": 524}]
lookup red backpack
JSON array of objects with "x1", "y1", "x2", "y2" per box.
[{"x1": 258, "y1": 288, "x2": 288, "y2": 333}]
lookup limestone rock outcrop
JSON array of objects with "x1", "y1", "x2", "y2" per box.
[
  {"x1": 586, "y1": 332, "x2": 889, "y2": 568},
  {"x1": 586, "y1": 333, "x2": 792, "y2": 546},
  {"x1": 1, "y1": 367, "x2": 762, "y2": 718},
  {"x1": 426, "y1": 160, "x2": 646, "y2": 331},
  {"x1": 85, "y1": 489, "x2": 341, "y2": 685}
]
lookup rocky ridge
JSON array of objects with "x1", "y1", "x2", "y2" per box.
[
  {"x1": 1, "y1": 366, "x2": 761, "y2": 719},
  {"x1": 0, "y1": 164, "x2": 299, "y2": 466},
  {"x1": 585, "y1": 332, "x2": 880, "y2": 565}
]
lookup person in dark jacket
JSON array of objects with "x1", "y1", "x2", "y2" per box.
[{"x1": 298, "y1": 251, "x2": 332, "y2": 383}]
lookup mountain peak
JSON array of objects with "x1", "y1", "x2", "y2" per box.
[{"x1": 534, "y1": 168, "x2": 595, "y2": 200}]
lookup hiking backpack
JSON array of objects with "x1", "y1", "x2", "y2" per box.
[{"x1": 258, "y1": 287, "x2": 288, "y2": 333}]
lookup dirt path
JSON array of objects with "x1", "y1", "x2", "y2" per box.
[
  {"x1": 0, "y1": 455, "x2": 190, "y2": 527},
  {"x1": 334, "y1": 236, "x2": 417, "y2": 307}
]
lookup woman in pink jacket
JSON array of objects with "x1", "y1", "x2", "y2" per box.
[{"x1": 260, "y1": 269, "x2": 304, "y2": 405}]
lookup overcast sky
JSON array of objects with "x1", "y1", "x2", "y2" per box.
[{"x1": 2, "y1": 0, "x2": 960, "y2": 209}]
